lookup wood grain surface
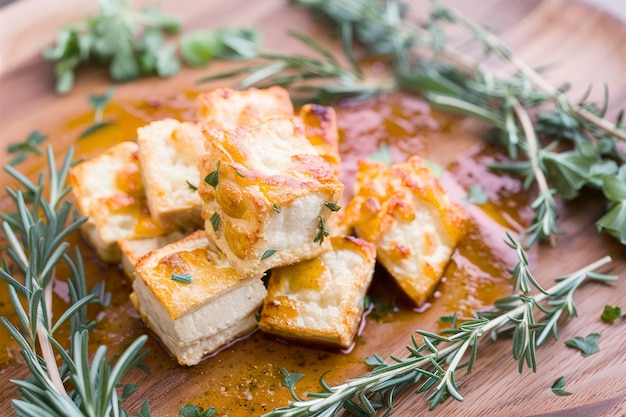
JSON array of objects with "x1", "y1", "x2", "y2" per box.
[{"x1": 1, "y1": 1, "x2": 625, "y2": 416}]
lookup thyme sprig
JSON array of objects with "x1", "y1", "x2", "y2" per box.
[
  {"x1": 209, "y1": 0, "x2": 626, "y2": 247},
  {"x1": 264, "y1": 243, "x2": 615, "y2": 416},
  {"x1": 1, "y1": 147, "x2": 149, "y2": 417}
]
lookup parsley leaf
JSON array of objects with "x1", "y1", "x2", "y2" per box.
[
  {"x1": 551, "y1": 376, "x2": 572, "y2": 396},
  {"x1": 564, "y1": 333, "x2": 601, "y2": 357},
  {"x1": 600, "y1": 305, "x2": 622, "y2": 324},
  {"x1": 43, "y1": 0, "x2": 181, "y2": 94},
  {"x1": 597, "y1": 166, "x2": 626, "y2": 244}
]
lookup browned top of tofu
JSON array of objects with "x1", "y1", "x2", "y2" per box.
[
  {"x1": 135, "y1": 231, "x2": 246, "y2": 320},
  {"x1": 196, "y1": 86, "x2": 294, "y2": 130}
]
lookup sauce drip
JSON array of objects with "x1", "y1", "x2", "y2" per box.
[{"x1": 0, "y1": 90, "x2": 532, "y2": 415}]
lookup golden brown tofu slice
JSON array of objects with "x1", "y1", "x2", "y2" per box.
[
  {"x1": 196, "y1": 86, "x2": 294, "y2": 130},
  {"x1": 197, "y1": 117, "x2": 345, "y2": 278},
  {"x1": 345, "y1": 156, "x2": 468, "y2": 306},
  {"x1": 137, "y1": 119, "x2": 206, "y2": 230},
  {"x1": 298, "y1": 103, "x2": 341, "y2": 177},
  {"x1": 132, "y1": 230, "x2": 266, "y2": 366},
  {"x1": 69, "y1": 141, "x2": 164, "y2": 263},
  {"x1": 118, "y1": 231, "x2": 185, "y2": 279},
  {"x1": 259, "y1": 235, "x2": 376, "y2": 348}
]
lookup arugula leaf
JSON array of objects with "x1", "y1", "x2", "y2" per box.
[{"x1": 564, "y1": 333, "x2": 601, "y2": 357}]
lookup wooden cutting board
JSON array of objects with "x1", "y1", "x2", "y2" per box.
[{"x1": 1, "y1": 1, "x2": 625, "y2": 416}]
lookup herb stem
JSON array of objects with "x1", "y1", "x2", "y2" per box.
[
  {"x1": 442, "y1": 2, "x2": 626, "y2": 142},
  {"x1": 510, "y1": 98, "x2": 555, "y2": 246}
]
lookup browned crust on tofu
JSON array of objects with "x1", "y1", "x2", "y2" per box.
[
  {"x1": 299, "y1": 104, "x2": 342, "y2": 177},
  {"x1": 196, "y1": 86, "x2": 294, "y2": 130},
  {"x1": 259, "y1": 235, "x2": 376, "y2": 348},
  {"x1": 345, "y1": 155, "x2": 468, "y2": 305}
]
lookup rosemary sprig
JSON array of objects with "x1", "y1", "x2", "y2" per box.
[
  {"x1": 210, "y1": 0, "x2": 626, "y2": 247},
  {"x1": 263, "y1": 243, "x2": 615, "y2": 416},
  {"x1": 1, "y1": 147, "x2": 149, "y2": 417}
]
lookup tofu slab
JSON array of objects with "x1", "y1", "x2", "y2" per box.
[
  {"x1": 196, "y1": 86, "x2": 294, "y2": 130},
  {"x1": 198, "y1": 117, "x2": 345, "y2": 277},
  {"x1": 137, "y1": 119, "x2": 206, "y2": 230},
  {"x1": 259, "y1": 236, "x2": 376, "y2": 348},
  {"x1": 345, "y1": 156, "x2": 468, "y2": 306},
  {"x1": 69, "y1": 141, "x2": 164, "y2": 262},
  {"x1": 132, "y1": 230, "x2": 266, "y2": 366},
  {"x1": 118, "y1": 231, "x2": 185, "y2": 279}
]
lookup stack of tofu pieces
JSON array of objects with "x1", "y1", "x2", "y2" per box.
[{"x1": 70, "y1": 86, "x2": 468, "y2": 366}]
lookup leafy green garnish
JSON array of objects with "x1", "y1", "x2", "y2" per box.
[
  {"x1": 179, "y1": 404, "x2": 217, "y2": 417},
  {"x1": 324, "y1": 202, "x2": 341, "y2": 211},
  {"x1": 313, "y1": 216, "x2": 329, "y2": 244},
  {"x1": 7, "y1": 131, "x2": 47, "y2": 166},
  {"x1": 172, "y1": 273, "x2": 193, "y2": 284},
  {"x1": 551, "y1": 376, "x2": 572, "y2": 396},
  {"x1": 600, "y1": 305, "x2": 622, "y2": 324},
  {"x1": 564, "y1": 333, "x2": 601, "y2": 357},
  {"x1": 597, "y1": 166, "x2": 626, "y2": 244},
  {"x1": 181, "y1": 28, "x2": 261, "y2": 67},
  {"x1": 261, "y1": 249, "x2": 277, "y2": 260},
  {"x1": 467, "y1": 185, "x2": 489, "y2": 205},
  {"x1": 210, "y1": 212, "x2": 220, "y2": 232},
  {"x1": 204, "y1": 160, "x2": 221, "y2": 187},
  {"x1": 43, "y1": 0, "x2": 181, "y2": 94}
]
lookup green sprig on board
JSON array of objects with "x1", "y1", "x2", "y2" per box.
[{"x1": 0, "y1": 148, "x2": 149, "y2": 417}]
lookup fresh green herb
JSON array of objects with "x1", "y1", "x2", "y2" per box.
[
  {"x1": 262, "y1": 249, "x2": 278, "y2": 260},
  {"x1": 121, "y1": 383, "x2": 139, "y2": 401},
  {"x1": 263, "y1": 240, "x2": 614, "y2": 415},
  {"x1": 204, "y1": 160, "x2": 221, "y2": 187},
  {"x1": 596, "y1": 165, "x2": 626, "y2": 244},
  {"x1": 279, "y1": 367, "x2": 305, "y2": 400},
  {"x1": 212, "y1": 0, "x2": 626, "y2": 248},
  {"x1": 565, "y1": 333, "x2": 601, "y2": 357},
  {"x1": 467, "y1": 185, "x2": 489, "y2": 205},
  {"x1": 43, "y1": 0, "x2": 181, "y2": 94},
  {"x1": 272, "y1": 203, "x2": 281, "y2": 213},
  {"x1": 367, "y1": 142, "x2": 393, "y2": 166},
  {"x1": 210, "y1": 212, "x2": 220, "y2": 232},
  {"x1": 7, "y1": 131, "x2": 47, "y2": 166},
  {"x1": 79, "y1": 87, "x2": 116, "y2": 138},
  {"x1": 313, "y1": 216, "x2": 329, "y2": 244},
  {"x1": 551, "y1": 376, "x2": 572, "y2": 396},
  {"x1": 187, "y1": 180, "x2": 198, "y2": 191},
  {"x1": 423, "y1": 158, "x2": 445, "y2": 179},
  {"x1": 601, "y1": 305, "x2": 622, "y2": 324},
  {"x1": 134, "y1": 399, "x2": 152, "y2": 417},
  {"x1": 236, "y1": 170, "x2": 246, "y2": 178},
  {"x1": 0, "y1": 147, "x2": 149, "y2": 416},
  {"x1": 324, "y1": 202, "x2": 341, "y2": 211},
  {"x1": 179, "y1": 404, "x2": 217, "y2": 417},
  {"x1": 172, "y1": 273, "x2": 193, "y2": 284},
  {"x1": 181, "y1": 28, "x2": 260, "y2": 67}
]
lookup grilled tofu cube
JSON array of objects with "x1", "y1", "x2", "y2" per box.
[
  {"x1": 132, "y1": 230, "x2": 266, "y2": 366},
  {"x1": 345, "y1": 156, "x2": 468, "y2": 306},
  {"x1": 259, "y1": 235, "x2": 376, "y2": 348},
  {"x1": 69, "y1": 141, "x2": 164, "y2": 263},
  {"x1": 298, "y1": 103, "x2": 341, "y2": 177},
  {"x1": 198, "y1": 117, "x2": 345, "y2": 277},
  {"x1": 137, "y1": 119, "x2": 205, "y2": 230},
  {"x1": 196, "y1": 86, "x2": 294, "y2": 130},
  {"x1": 118, "y1": 231, "x2": 185, "y2": 279}
]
